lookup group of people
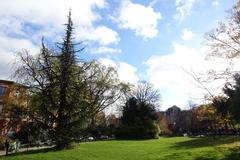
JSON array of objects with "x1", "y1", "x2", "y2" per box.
[{"x1": 4, "y1": 139, "x2": 20, "y2": 155}]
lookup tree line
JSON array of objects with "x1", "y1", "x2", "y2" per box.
[{"x1": 158, "y1": 3, "x2": 240, "y2": 136}]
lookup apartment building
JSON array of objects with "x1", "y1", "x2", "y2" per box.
[{"x1": 0, "y1": 79, "x2": 28, "y2": 137}]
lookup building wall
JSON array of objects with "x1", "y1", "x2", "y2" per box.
[
  {"x1": 0, "y1": 80, "x2": 27, "y2": 137},
  {"x1": 0, "y1": 80, "x2": 14, "y2": 136}
]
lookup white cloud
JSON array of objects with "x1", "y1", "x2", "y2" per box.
[
  {"x1": 0, "y1": 0, "x2": 120, "y2": 45},
  {"x1": 79, "y1": 26, "x2": 120, "y2": 46},
  {"x1": 0, "y1": 34, "x2": 39, "y2": 54},
  {"x1": 117, "y1": 0, "x2": 161, "y2": 39},
  {"x1": 0, "y1": 0, "x2": 107, "y2": 28},
  {"x1": 0, "y1": 34, "x2": 39, "y2": 79},
  {"x1": 212, "y1": 0, "x2": 219, "y2": 6},
  {"x1": 181, "y1": 28, "x2": 196, "y2": 41},
  {"x1": 91, "y1": 46, "x2": 122, "y2": 54},
  {"x1": 93, "y1": 26, "x2": 120, "y2": 45},
  {"x1": 98, "y1": 58, "x2": 118, "y2": 68},
  {"x1": 146, "y1": 42, "x2": 231, "y2": 110},
  {"x1": 99, "y1": 58, "x2": 139, "y2": 84},
  {"x1": 118, "y1": 62, "x2": 139, "y2": 84},
  {"x1": 0, "y1": 0, "x2": 122, "y2": 79},
  {"x1": 174, "y1": 0, "x2": 197, "y2": 21}
]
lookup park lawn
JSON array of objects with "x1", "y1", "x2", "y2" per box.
[{"x1": 1, "y1": 136, "x2": 240, "y2": 160}]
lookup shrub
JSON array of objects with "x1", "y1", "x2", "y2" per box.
[{"x1": 116, "y1": 97, "x2": 160, "y2": 139}]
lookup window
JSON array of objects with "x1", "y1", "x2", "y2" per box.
[
  {"x1": 0, "y1": 86, "x2": 6, "y2": 96},
  {"x1": 0, "y1": 104, "x2": 3, "y2": 113}
]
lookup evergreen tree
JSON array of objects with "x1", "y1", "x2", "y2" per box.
[
  {"x1": 15, "y1": 11, "x2": 90, "y2": 149},
  {"x1": 117, "y1": 97, "x2": 159, "y2": 139},
  {"x1": 223, "y1": 73, "x2": 240, "y2": 123},
  {"x1": 117, "y1": 82, "x2": 160, "y2": 139}
]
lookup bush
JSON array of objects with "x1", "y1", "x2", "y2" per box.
[
  {"x1": 13, "y1": 121, "x2": 49, "y2": 144},
  {"x1": 116, "y1": 97, "x2": 160, "y2": 139},
  {"x1": 115, "y1": 98, "x2": 160, "y2": 139},
  {"x1": 115, "y1": 122, "x2": 160, "y2": 139},
  {"x1": 81, "y1": 125, "x2": 116, "y2": 140}
]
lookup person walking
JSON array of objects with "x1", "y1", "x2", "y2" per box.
[
  {"x1": 16, "y1": 140, "x2": 21, "y2": 153},
  {"x1": 13, "y1": 140, "x2": 17, "y2": 152},
  {"x1": 4, "y1": 139, "x2": 9, "y2": 156}
]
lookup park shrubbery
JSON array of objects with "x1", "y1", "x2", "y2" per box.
[
  {"x1": 116, "y1": 83, "x2": 160, "y2": 139},
  {"x1": 116, "y1": 123, "x2": 159, "y2": 139},
  {"x1": 82, "y1": 125, "x2": 116, "y2": 140}
]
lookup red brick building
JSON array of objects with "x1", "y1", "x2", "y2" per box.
[
  {"x1": 0, "y1": 80, "x2": 28, "y2": 138},
  {"x1": 0, "y1": 80, "x2": 14, "y2": 136}
]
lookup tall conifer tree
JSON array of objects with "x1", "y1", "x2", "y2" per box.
[{"x1": 15, "y1": 11, "x2": 89, "y2": 149}]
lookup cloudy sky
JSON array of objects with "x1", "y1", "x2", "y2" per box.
[{"x1": 0, "y1": 0, "x2": 237, "y2": 110}]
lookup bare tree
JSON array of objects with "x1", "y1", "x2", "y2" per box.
[
  {"x1": 181, "y1": 5, "x2": 240, "y2": 101},
  {"x1": 205, "y1": 4, "x2": 240, "y2": 80},
  {"x1": 206, "y1": 5, "x2": 240, "y2": 59},
  {"x1": 131, "y1": 81, "x2": 161, "y2": 108},
  {"x1": 82, "y1": 60, "x2": 130, "y2": 126}
]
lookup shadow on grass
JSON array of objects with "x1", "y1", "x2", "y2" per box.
[
  {"x1": 169, "y1": 137, "x2": 240, "y2": 160},
  {"x1": 222, "y1": 146, "x2": 240, "y2": 160},
  {"x1": 223, "y1": 152, "x2": 240, "y2": 160},
  {"x1": 172, "y1": 136, "x2": 240, "y2": 149},
  {"x1": 161, "y1": 152, "x2": 220, "y2": 160},
  {"x1": 192, "y1": 150, "x2": 240, "y2": 160},
  {"x1": 194, "y1": 157, "x2": 219, "y2": 160}
]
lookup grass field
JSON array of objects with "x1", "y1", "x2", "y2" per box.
[{"x1": 1, "y1": 136, "x2": 240, "y2": 160}]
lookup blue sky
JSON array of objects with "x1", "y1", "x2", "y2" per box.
[{"x1": 0, "y1": 0, "x2": 237, "y2": 111}]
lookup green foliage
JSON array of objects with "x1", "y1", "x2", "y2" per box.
[
  {"x1": 212, "y1": 96, "x2": 229, "y2": 117},
  {"x1": 13, "y1": 122, "x2": 48, "y2": 144},
  {"x1": 116, "y1": 82, "x2": 161, "y2": 139},
  {"x1": 117, "y1": 97, "x2": 159, "y2": 139},
  {"x1": 223, "y1": 73, "x2": 240, "y2": 123},
  {"x1": 83, "y1": 125, "x2": 115, "y2": 139}
]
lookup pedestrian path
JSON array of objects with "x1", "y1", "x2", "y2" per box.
[{"x1": 0, "y1": 145, "x2": 52, "y2": 156}]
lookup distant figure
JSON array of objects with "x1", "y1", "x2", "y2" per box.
[
  {"x1": 16, "y1": 140, "x2": 21, "y2": 153},
  {"x1": 13, "y1": 140, "x2": 17, "y2": 153},
  {"x1": 4, "y1": 139, "x2": 9, "y2": 156}
]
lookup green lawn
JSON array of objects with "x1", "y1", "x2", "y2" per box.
[{"x1": 1, "y1": 136, "x2": 240, "y2": 160}]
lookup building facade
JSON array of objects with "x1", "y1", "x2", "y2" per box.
[
  {"x1": 0, "y1": 80, "x2": 14, "y2": 137},
  {"x1": 0, "y1": 79, "x2": 28, "y2": 138}
]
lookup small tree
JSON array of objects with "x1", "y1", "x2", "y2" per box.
[
  {"x1": 223, "y1": 73, "x2": 240, "y2": 123},
  {"x1": 194, "y1": 104, "x2": 220, "y2": 133},
  {"x1": 117, "y1": 82, "x2": 160, "y2": 139}
]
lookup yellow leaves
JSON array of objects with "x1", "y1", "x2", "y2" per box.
[
  {"x1": 6, "y1": 84, "x2": 29, "y2": 109},
  {"x1": 195, "y1": 104, "x2": 218, "y2": 121}
]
